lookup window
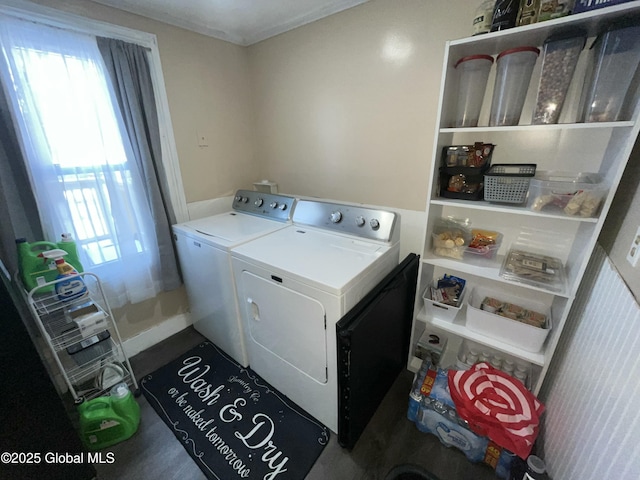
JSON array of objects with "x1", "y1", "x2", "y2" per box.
[
  {"x1": 0, "y1": 15, "x2": 167, "y2": 305},
  {"x1": 18, "y1": 46, "x2": 139, "y2": 266}
]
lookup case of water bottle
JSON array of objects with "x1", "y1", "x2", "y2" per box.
[{"x1": 407, "y1": 358, "x2": 517, "y2": 478}]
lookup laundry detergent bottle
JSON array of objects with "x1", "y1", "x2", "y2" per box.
[
  {"x1": 43, "y1": 249, "x2": 87, "y2": 301},
  {"x1": 78, "y1": 382, "x2": 141, "y2": 450}
]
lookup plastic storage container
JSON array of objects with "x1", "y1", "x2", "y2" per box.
[
  {"x1": 453, "y1": 55, "x2": 494, "y2": 127},
  {"x1": 500, "y1": 248, "x2": 566, "y2": 293},
  {"x1": 466, "y1": 229, "x2": 502, "y2": 260},
  {"x1": 532, "y1": 31, "x2": 586, "y2": 124},
  {"x1": 439, "y1": 143, "x2": 494, "y2": 200},
  {"x1": 489, "y1": 46, "x2": 540, "y2": 126},
  {"x1": 527, "y1": 171, "x2": 606, "y2": 217},
  {"x1": 484, "y1": 164, "x2": 537, "y2": 204},
  {"x1": 580, "y1": 19, "x2": 640, "y2": 122},
  {"x1": 423, "y1": 285, "x2": 467, "y2": 322},
  {"x1": 466, "y1": 287, "x2": 552, "y2": 352}
]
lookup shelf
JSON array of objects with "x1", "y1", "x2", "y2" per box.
[
  {"x1": 440, "y1": 121, "x2": 635, "y2": 134},
  {"x1": 430, "y1": 198, "x2": 600, "y2": 223},
  {"x1": 410, "y1": 1, "x2": 640, "y2": 396},
  {"x1": 447, "y1": 1, "x2": 640, "y2": 57},
  {"x1": 22, "y1": 271, "x2": 139, "y2": 402},
  {"x1": 421, "y1": 254, "x2": 571, "y2": 298},
  {"x1": 416, "y1": 305, "x2": 546, "y2": 366}
]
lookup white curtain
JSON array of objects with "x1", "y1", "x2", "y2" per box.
[{"x1": 0, "y1": 15, "x2": 163, "y2": 307}]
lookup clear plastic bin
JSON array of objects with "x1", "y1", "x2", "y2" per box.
[
  {"x1": 579, "y1": 20, "x2": 640, "y2": 122},
  {"x1": 454, "y1": 54, "x2": 494, "y2": 127},
  {"x1": 489, "y1": 46, "x2": 540, "y2": 126},
  {"x1": 527, "y1": 171, "x2": 606, "y2": 217},
  {"x1": 532, "y1": 31, "x2": 586, "y2": 125}
]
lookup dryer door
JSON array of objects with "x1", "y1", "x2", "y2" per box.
[{"x1": 241, "y1": 271, "x2": 327, "y2": 383}]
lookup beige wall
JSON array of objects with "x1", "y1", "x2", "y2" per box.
[{"x1": 248, "y1": 0, "x2": 477, "y2": 211}]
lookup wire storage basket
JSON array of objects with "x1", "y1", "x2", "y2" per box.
[{"x1": 484, "y1": 164, "x2": 537, "y2": 204}]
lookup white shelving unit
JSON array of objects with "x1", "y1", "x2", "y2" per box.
[
  {"x1": 409, "y1": 2, "x2": 640, "y2": 394},
  {"x1": 23, "y1": 272, "x2": 138, "y2": 403}
]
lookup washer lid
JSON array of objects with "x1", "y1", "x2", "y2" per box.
[
  {"x1": 172, "y1": 212, "x2": 288, "y2": 248},
  {"x1": 231, "y1": 225, "x2": 393, "y2": 295}
]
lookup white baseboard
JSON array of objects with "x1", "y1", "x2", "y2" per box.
[{"x1": 121, "y1": 312, "x2": 193, "y2": 358}]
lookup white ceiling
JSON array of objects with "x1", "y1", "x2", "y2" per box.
[{"x1": 92, "y1": 0, "x2": 370, "y2": 46}]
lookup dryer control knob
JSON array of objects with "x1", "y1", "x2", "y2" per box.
[
  {"x1": 278, "y1": 203, "x2": 287, "y2": 211},
  {"x1": 235, "y1": 195, "x2": 242, "y2": 202},
  {"x1": 330, "y1": 211, "x2": 343, "y2": 223},
  {"x1": 241, "y1": 196, "x2": 249, "y2": 203},
  {"x1": 370, "y1": 218, "x2": 380, "y2": 230},
  {"x1": 269, "y1": 201, "x2": 278, "y2": 209},
  {"x1": 355, "y1": 215, "x2": 366, "y2": 227},
  {"x1": 254, "y1": 198, "x2": 264, "y2": 207}
]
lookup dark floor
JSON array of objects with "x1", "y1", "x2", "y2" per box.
[{"x1": 94, "y1": 327, "x2": 497, "y2": 480}]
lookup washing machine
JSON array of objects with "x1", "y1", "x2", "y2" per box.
[
  {"x1": 172, "y1": 190, "x2": 296, "y2": 367},
  {"x1": 231, "y1": 199, "x2": 401, "y2": 432}
]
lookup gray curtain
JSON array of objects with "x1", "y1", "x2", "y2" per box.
[
  {"x1": 0, "y1": 82, "x2": 43, "y2": 279},
  {"x1": 97, "y1": 37, "x2": 181, "y2": 291}
]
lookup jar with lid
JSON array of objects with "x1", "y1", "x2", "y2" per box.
[{"x1": 522, "y1": 455, "x2": 546, "y2": 480}]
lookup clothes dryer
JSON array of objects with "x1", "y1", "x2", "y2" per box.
[
  {"x1": 172, "y1": 190, "x2": 295, "y2": 367},
  {"x1": 231, "y1": 199, "x2": 401, "y2": 432}
]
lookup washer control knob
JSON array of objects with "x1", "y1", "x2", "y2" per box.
[
  {"x1": 278, "y1": 203, "x2": 287, "y2": 211},
  {"x1": 241, "y1": 196, "x2": 249, "y2": 203},
  {"x1": 355, "y1": 215, "x2": 366, "y2": 227},
  {"x1": 330, "y1": 211, "x2": 343, "y2": 223},
  {"x1": 269, "y1": 201, "x2": 278, "y2": 209},
  {"x1": 235, "y1": 195, "x2": 242, "y2": 202},
  {"x1": 254, "y1": 198, "x2": 264, "y2": 207},
  {"x1": 370, "y1": 218, "x2": 380, "y2": 230}
]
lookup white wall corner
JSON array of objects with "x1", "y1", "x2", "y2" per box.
[{"x1": 121, "y1": 312, "x2": 193, "y2": 358}]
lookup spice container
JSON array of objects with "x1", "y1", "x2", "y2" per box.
[
  {"x1": 454, "y1": 55, "x2": 494, "y2": 127},
  {"x1": 579, "y1": 19, "x2": 640, "y2": 122},
  {"x1": 489, "y1": 47, "x2": 540, "y2": 126},
  {"x1": 532, "y1": 31, "x2": 586, "y2": 125}
]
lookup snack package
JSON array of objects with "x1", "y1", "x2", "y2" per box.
[
  {"x1": 468, "y1": 229, "x2": 501, "y2": 257},
  {"x1": 432, "y1": 274, "x2": 467, "y2": 306},
  {"x1": 480, "y1": 296, "x2": 547, "y2": 329},
  {"x1": 433, "y1": 218, "x2": 471, "y2": 260}
]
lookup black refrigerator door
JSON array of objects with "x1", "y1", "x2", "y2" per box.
[{"x1": 336, "y1": 253, "x2": 419, "y2": 449}]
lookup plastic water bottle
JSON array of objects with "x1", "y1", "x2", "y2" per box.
[
  {"x1": 496, "y1": 449, "x2": 517, "y2": 479},
  {"x1": 408, "y1": 361, "x2": 430, "y2": 421}
]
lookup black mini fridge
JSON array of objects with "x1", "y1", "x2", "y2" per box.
[{"x1": 336, "y1": 253, "x2": 419, "y2": 449}]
